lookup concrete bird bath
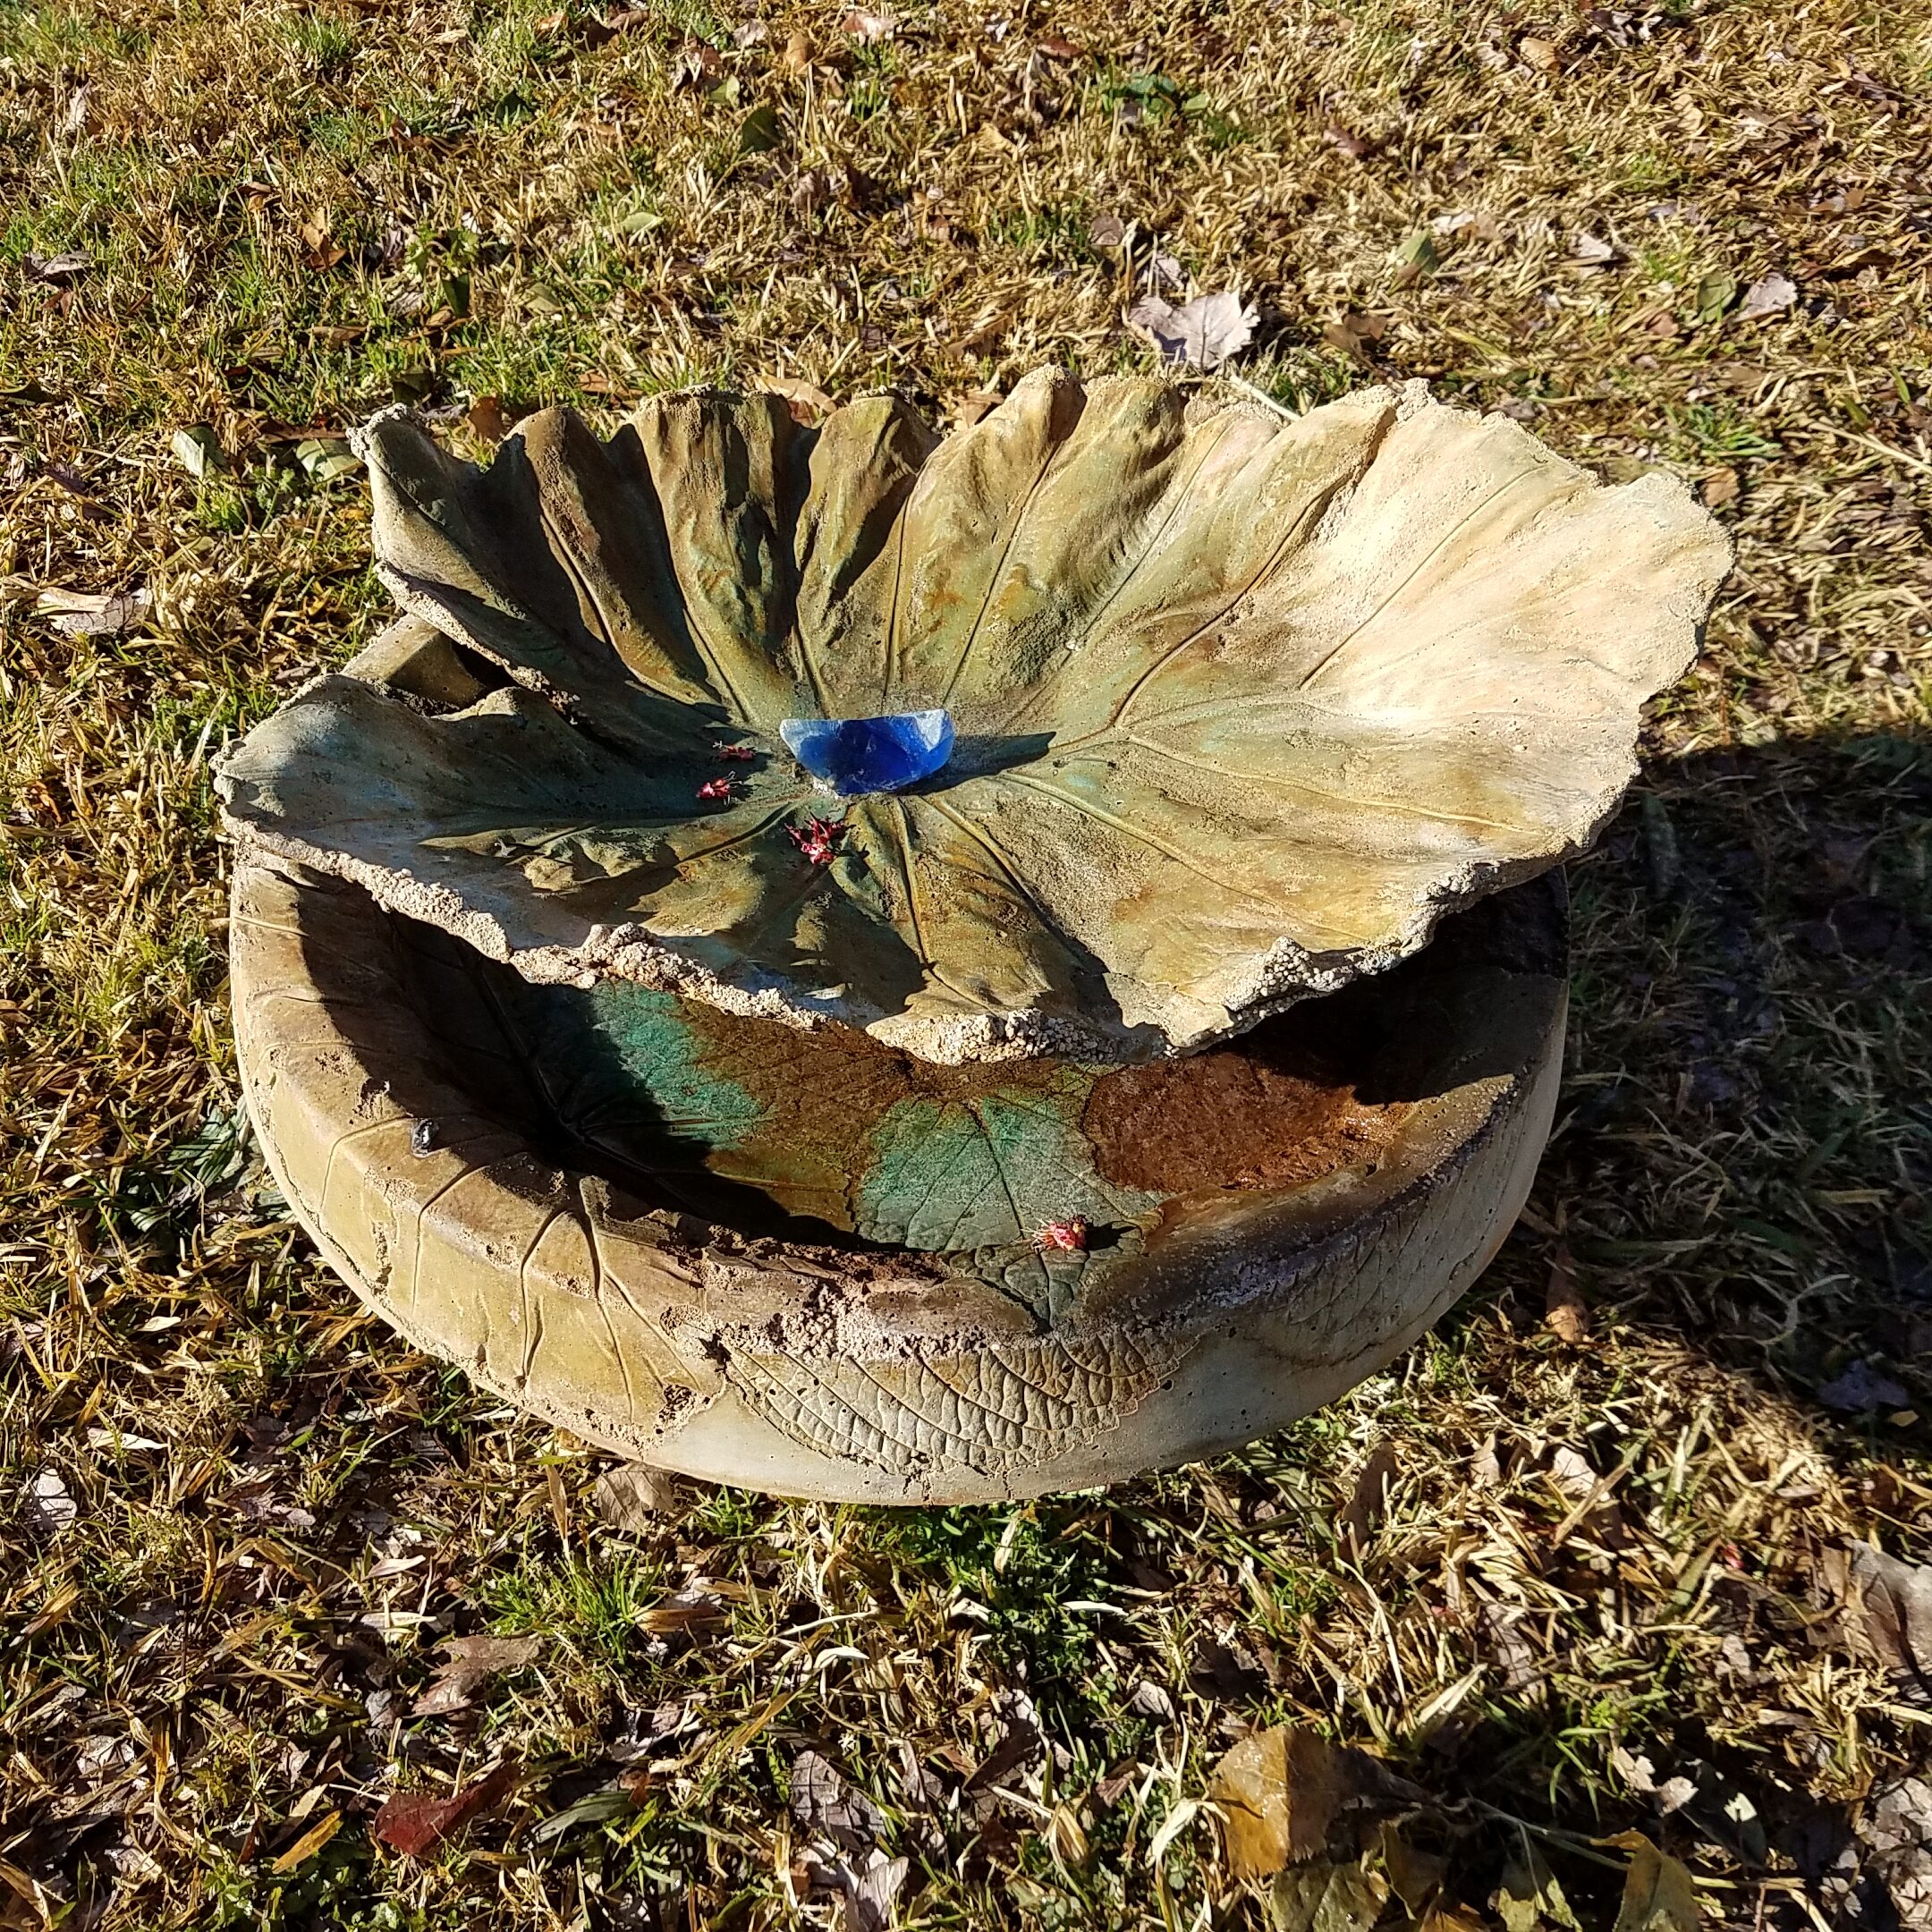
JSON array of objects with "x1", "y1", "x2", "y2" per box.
[{"x1": 217, "y1": 370, "x2": 1727, "y2": 1501}]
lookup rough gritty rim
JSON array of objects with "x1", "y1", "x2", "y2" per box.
[{"x1": 231, "y1": 853, "x2": 1567, "y2": 1503}]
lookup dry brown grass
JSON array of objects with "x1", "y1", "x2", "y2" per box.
[{"x1": 2, "y1": 0, "x2": 1929, "y2": 1925}]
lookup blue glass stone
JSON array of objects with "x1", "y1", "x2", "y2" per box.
[{"x1": 780, "y1": 709, "x2": 955, "y2": 796}]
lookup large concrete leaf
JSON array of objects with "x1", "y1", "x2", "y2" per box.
[{"x1": 217, "y1": 370, "x2": 1728, "y2": 1063}]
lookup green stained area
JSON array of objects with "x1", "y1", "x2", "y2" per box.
[
  {"x1": 857, "y1": 1080, "x2": 1165, "y2": 1321},
  {"x1": 580, "y1": 983, "x2": 767, "y2": 1146},
  {"x1": 480, "y1": 942, "x2": 1171, "y2": 1320},
  {"x1": 504, "y1": 978, "x2": 768, "y2": 1157}
]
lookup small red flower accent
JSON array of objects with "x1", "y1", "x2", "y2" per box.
[
  {"x1": 787, "y1": 815, "x2": 844, "y2": 866},
  {"x1": 697, "y1": 776, "x2": 736, "y2": 801},
  {"x1": 1036, "y1": 1216, "x2": 1089, "y2": 1253},
  {"x1": 716, "y1": 744, "x2": 757, "y2": 761}
]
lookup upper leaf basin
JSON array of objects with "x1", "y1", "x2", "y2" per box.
[{"x1": 216, "y1": 369, "x2": 1729, "y2": 1064}]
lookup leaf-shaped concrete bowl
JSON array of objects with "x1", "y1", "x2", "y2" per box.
[
  {"x1": 216, "y1": 370, "x2": 1725, "y2": 1066},
  {"x1": 230, "y1": 813, "x2": 1567, "y2": 1504}
]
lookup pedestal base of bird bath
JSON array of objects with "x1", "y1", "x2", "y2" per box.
[{"x1": 229, "y1": 853, "x2": 1565, "y2": 1505}]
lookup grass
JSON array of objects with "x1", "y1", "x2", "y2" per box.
[{"x1": 2, "y1": 0, "x2": 1930, "y2": 1924}]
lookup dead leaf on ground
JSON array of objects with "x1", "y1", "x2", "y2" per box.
[
  {"x1": 953, "y1": 387, "x2": 1003, "y2": 425},
  {"x1": 590, "y1": 1462, "x2": 682, "y2": 1529},
  {"x1": 802, "y1": 1847, "x2": 908, "y2": 1932},
  {"x1": 1839, "y1": 1541, "x2": 1932, "y2": 1689},
  {"x1": 1088, "y1": 211, "x2": 1129, "y2": 250},
  {"x1": 1544, "y1": 1245, "x2": 1590, "y2": 1344},
  {"x1": 1323, "y1": 121, "x2": 1377, "y2": 160},
  {"x1": 670, "y1": 39, "x2": 723, "y2": 89},
  {"x1": 1377, "y1": 1823, "x2": 1447, "y2": 1911},
  {"x1": 296, "y1": 217, "x2": 346, "y2": 271},
  {"x1": 1735, "y1": 271, "x2": 1797, "y2": 321},
  {"x1": 964, "y1": 1709, "x2": 1042, "y2": 1791},
  {"x1": 782, "y1": 28, "x2": 813, "y2": 71},
  {"x1": 1611, "y1": 1746, "x2": 1696, "y2": 1816},
  {"x1": 1337, "y1": 1439, "x2": 1398, "y2": 1563},
  {"x1": 1570, "y1": 231, "x2": 1619, "y2": 267},
  {"x1": 1035, "y1": 35, "x2": 1089, "y2": 61},
  {"x1": 1479, "y1": 1602, "x2": 1546, "y2": 1701},
  {"x1": 466, "y1": 394, "x2": 530, "y2": 443},
  {"x1": 269, "y1": 1809, "x2": 343, "y2": 1874},
  {"x1": 1699, "y1": 467, "x2": 1740, "y2": 509},
  {"x1": 791, "y1": 1749, "x2": 888, "y2": 1852},
  {"x1": 26, "y1": 1468, "x2": 77, "y2": 1530},
  {"x1": 1816, "y1": 1359, "x2": 1909, "y2": 1413},
  {"x1": 1268, "y1": 1858, "x2": 1389, "y2": 1932},
  {"x1": 841, "y1": 8, "x2": 892, "y2": 42},
  {"x1": 637, "y1": 1589, "x2": 727, "y2": 1633},
  {"x1": 25, "y1": 250, "x2": 90, "y2": 284},
  {"x1": 170, "y1": 425, "x2": 226, "y2": 479},
  {"x1": 1857, "y1": 1776, "x2": 1932, "y2": 1914},
  {"x1": 1603, "y1": 1831, "x2": 1699, "y2": 1932},
  {"x1": 38, "y1": 587, "x2": 150, "y2": 637},
  {"x1": 1387, "y1": 230, "x2": 1439, "y2": 288},
  {"x1": 1518, "y1": 35, "x2": 1559, "y2": 71},
  {"x1": 373, "y1": 1760, "x2": 521, "y2": 1856},
  {"x1": 1547, "y1": 1445, "x2": 1597, "y2": 1501},
  {"x1": 1208, "y1": 1724, "x2": 1364, "y2": 1879},
  {"x1": 411, "y1": 1633, "x2": 542, "y2": 1716},
  {"x1": 1323, "y1": 309, "x2": 1388, "y2": 362},
  {"x1": 1127, "y1": 289, "x2": 1256, "y2": 370},
  {"x1": 1695, "y1": 271, "x2": 1736, "y2": 325},
  {"x1": 1495, "y1": 1835, "x2": 1582, "y2": 1931}
]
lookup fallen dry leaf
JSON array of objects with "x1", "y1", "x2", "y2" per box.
[
  {"x1": 1699, "y1": 467, "x2": 1740, "y2": 509},
  {"x1": 590, "y1": 1461, "x2": 683, "y2": 1527},
  {"x1": 1388, "y1": 229, "x2": 1439, "y2": 288},
  {"x1": 24, "y1": 250, "x2": 89, "y2": 284},
  {"x1": 26, "y1": 1468, "x2": 76, "y2": 1530},
  {"x1": 782, "y1": 28, "x2": 813, "y2": 70},
  {"x1": 1337, "y1": 1440, "x2": 1398, "y2": 1563},
  {"x1": 1547, "y1": 1444, "x2": 1598, "y2": 1501},
  {"x1": 1323, "y1": 121, "x2": 1377, "y2": 160},
  {"x1": 1816, "y1": 1359, "x2": 1909, "y2": 1413},
  {"x1": 1518, "y1": 34, "x2": 1558, "y2": 71},
  {"x1": 1322, "y1": 309, "x2": 1387, "y2": 363},
  {"x1": 411, "y1": 1633, "x2": 542, "y2": 1717},
  {"x1": 1495, "y1": 1836, "x2": 1582, "y2": 1932},
  {"x1": 1269, "y1": 1857, "x2": 1389, "y2": 1931},
  {"x1": 1088, "y1": 211, "x2": 1128, "y2": 250},
  {"x1": 170, "y1": 425, "x2": 226, "y2": 479},
  {"x1": 1544, "y1": 1245, "x2": 1590, "y2": 1344},
  {"x1": 792, "y1": 1749, "x2": 888, "y2": 1853},
  {"x1": 1735, "y1": 271, "x2": 1798, "y2": 321},
  {"x1": 670, "y1": 39, "x2": 723, "y2": 89},
  {"x1": 38, "y1": 587, "x2": 150, "y2": 638},
  {"x1": 373, "y1": 1760, "x2": 521, "y2": 1856},
  {"x1": 1842, "y1": 1541, "x2": 1932, "y2": 1690},
  {"x1": 1127, "y1": 289, "x2": 1256, "y2": 371},
  {"x1": 1604, "y1": 1831, "x2": 1699, "y2": 1932},
  {"x1": 1480, "y1": 1602, "x2": 1546, "y2": 1701},
  {"x1": 1035, "y1": 35, "x2": 1089, "y2": 61},
  {"x1": 268, "y1": 1809, "x2": 343, "y2": 1875},
  {"x1": 1207, "y1": 1724, "x2": 1363, "y2": 1879},
  {"x1": 841, "y1": 8, "x2": 892, "y2": 42},
  {"x1": 466, "y1": 394, "x2": 524, "y2": 443},
  {"x1": 1570, "y1": 231, "x2": 1618, "y2": 266},
  {"x1": 1377, "y1": 1822, "x2": 1447, "y2": 1912}
]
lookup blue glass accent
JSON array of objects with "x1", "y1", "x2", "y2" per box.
[{"x1": 780, "y1": 709, "x2": 955, "y2": 796}]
